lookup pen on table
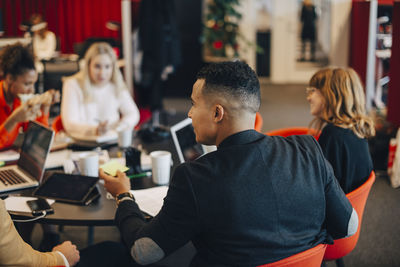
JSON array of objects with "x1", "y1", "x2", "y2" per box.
[
  {"x1": 72, "y1": 160, "x2": 80, "y2": 174},
  {"x1": 128, "y1": 171, "x2": 151, "y2": 179}
]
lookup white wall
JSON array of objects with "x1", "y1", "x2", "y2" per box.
[
  {"x1": 269, "y1": 0, "x2": 316, "y2": 83},
  {"x1": 268, "y1": 0, "x2": 351, "y2": 83},
  {"x1": 329, "y1": 0, "x2": 352, "y2": 67},
  {"x1": 317, "y1": 0, "x2": 332, "y2": 56},
  {"x1": 237, "y1": 0, "x2": 258, "y2": 69}
]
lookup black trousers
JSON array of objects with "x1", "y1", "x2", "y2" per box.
[
  {"x1": 76, "y1": 241, "x2": 196, "y2": 267},
  {"x1": 76, "y1": 241, "x2": 136, "y2": 267}
]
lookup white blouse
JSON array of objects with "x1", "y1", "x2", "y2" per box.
[
  {"x1": 61, "y1": 78, "x2": 140, "y2": 138},
  {"x1": 33, "y1": 31, "x2": 56, "y2": 60}
]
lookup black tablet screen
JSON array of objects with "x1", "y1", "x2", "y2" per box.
[{"x1": 34, "y1": 173, "x2": 99, "y2": 202}]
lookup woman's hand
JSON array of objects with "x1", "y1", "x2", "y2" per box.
[
  {"x1": 13, "y1": 104, "x2": 40, "y2": 122},
  {"x1": 97, "y1": 121, "x2": 109, "y2": 136},
  {"x1": 40, "y1": 89, "x2": 61, "y2": 115},
  {"x1": 4, "y1": 103, "x2": 41, "y2": 132},
  {"x1": 46, "y1": 89, "x2": 61, "y2": 105}
]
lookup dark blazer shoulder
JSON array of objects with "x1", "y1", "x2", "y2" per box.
[{"x1": 287, "y1": 134, "x2": 321, "y2": 150}]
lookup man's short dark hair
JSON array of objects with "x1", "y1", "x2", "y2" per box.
[{"x1": 196, "y1": 61, "x2": 261, "y2": 113}]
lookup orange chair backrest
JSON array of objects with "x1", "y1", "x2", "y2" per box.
[
  {"x1": 265, "y1": 127, "x2": 319, "y2": 140},
  {"x1": 255, "y1": 112, "x2": 263, "y2": 132},
  {"x1": 258, "y1": 244, "x2": 327, "y2": 267},
  {"x1": 324, "y1": 171, "x2": 376, "y2": 261},
  {"x1": 52, "y1": 115, "x2": 64, "y2": 134}
]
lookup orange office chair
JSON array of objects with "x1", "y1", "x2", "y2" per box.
[
  {"x1": 51, "y1": 115, "x2": 64, "y2": 134},
  {"x1": 323, "y1": 171, "x2": 376, "y2": 266},
  {"x1": 265, "y1": 127, "x2": 320, "y2": 140},
  {"x1": 258, "y1": 244, "x2": 327, "y2": 267},
  {"x1": 255, "y1": 112, "x2": 264, "y2": 132}
]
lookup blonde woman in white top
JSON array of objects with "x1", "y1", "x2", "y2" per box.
[{"x1": 61, "y1": 42, "x2": 140, "y2": 139}]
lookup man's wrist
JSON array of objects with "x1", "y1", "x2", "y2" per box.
[{"x1": 115, "y1": 191, "x2": 135, "y2": 205}]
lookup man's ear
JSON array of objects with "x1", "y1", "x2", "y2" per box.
[{"x1": 214, "y1": 104, "x2": 224, "y2": 122}]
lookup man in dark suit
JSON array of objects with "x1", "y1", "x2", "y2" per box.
[{"x1": 100, "y1": 61, "x2": 358, "y2": 266}]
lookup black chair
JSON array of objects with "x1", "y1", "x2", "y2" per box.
[
  {"x1": 76, "y1": 37, "x2": 119, "y2": 59},
  {"x1": 42, "y1": 59, "x2": 80, "y2": 92},
  {"x1": 41, "y1": 59, "x2": 80, "y2": 116}
]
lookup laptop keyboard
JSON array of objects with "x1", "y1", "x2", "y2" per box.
[{"x1": 0, "y1": 169, "x2": 28, "y2": 186}]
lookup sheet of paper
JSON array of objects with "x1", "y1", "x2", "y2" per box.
[
  {"x1": 46, "y1": 149, "x2": 110, "y2": 170},
  {"x1": 71, "y1": 130, "x2": 118, "y2": 143},
  {"x1": 100, "y1": 160, "x2": 129, "y2": 176},
  {"x1": 0, "y1": 149, "x2": 20, "y2": 162},
  {"x1": 131, "y1": 186, "x2": 169, "y2": 217},
  {"x1": 5, "y1": 196, "x2": 55, "y2": 213},
  {"x1": 45, "y1": 149, "x2": 72, "y2": 169},
  {"x1": 51, "y1": 131, "x2": 73, "y2": 151}
]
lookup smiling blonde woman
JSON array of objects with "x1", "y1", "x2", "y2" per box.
[{"x1": 307, "y1": 67, "x2": 375, "y2": 193}]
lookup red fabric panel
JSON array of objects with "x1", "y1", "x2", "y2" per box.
[
  {"x1": 350, "y1": 1, "x2": 370, "y2": 86},
  {"x1": 387, "y1": 1, "x2": 400, "y2": 126},
  {"x1": 0, "y1": 0, "x2": 124, "y2": 53},
  {"x1": 378, "y1": 0, "x2": 394, "y2": 5}
]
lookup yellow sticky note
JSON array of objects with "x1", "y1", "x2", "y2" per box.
[{"x1": 100, "y1": 160, "x2": 129, "y2": 176}]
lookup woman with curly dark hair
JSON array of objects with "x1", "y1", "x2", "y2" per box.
[{"x1": 0, "y1": 43, "x2": 58, "y2": 149}]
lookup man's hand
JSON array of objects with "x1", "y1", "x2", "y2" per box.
[
  {"x1": 52, "y1": 241, "x2": 80, "y2": 266},
  {"x1": 99, "y1": 169, "x2": 131, "y2": 197}
]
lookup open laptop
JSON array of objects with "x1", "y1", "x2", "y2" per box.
[
  {"x1": 0, "y1": 121, "x2": 54, "y2": 194},
  {"x1": 170, "y1": 118, "x2": 216, "y2": 163}
]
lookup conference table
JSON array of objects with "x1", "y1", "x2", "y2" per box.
[{"x1": 8, "y1": 112, "x2": 186, "y2": 245}]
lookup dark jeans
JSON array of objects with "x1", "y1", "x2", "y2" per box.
[
  {"x1": 76, "y1": 241, "x2": 196, "y2": 267},
  {"x1": 76, "y1": 241, "x2": 136, "y2": 267}
]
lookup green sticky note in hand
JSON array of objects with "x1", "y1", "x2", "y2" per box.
[{"x1": 100, "y1": 160, "x2": 129, "y2": 176}]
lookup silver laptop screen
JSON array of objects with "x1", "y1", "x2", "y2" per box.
[{"x1": 17, "y1": 122, "x2": 53, "y2": 181}]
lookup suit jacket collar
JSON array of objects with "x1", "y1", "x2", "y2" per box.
[{"x1": 218, "y1": 130, "x2": 266, "y2": 149}]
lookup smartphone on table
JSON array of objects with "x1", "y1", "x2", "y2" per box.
[{"x1": 27, "y1": 198, "x2": 54, "y2": 216}]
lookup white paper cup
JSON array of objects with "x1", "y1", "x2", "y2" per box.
[
  {"x1": 118, "y1": 129, "x2": 133, "y2": 148},
  {"x1": 150, "y1": 151, "x2": 171, "y2": 185},
  {"x1": 79, "y1": 152, "x2": 99, "y2": 177}
]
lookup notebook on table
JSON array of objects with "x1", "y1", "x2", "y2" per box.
[
  {"x1": 0, "y1": 121, "x2": 54, "y2": 194},
  {"x1": 170, "y1": 118, "x2": 216, "y2": 163},
  {"x1": 70, "y1": 130, "x2": 118, "y2": 144},
  {"x1": 68, "y1": 130, "x2": 118, "y2": 149}
]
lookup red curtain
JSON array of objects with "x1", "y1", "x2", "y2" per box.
[
  {"x1": 349, "y1": 1, "x2": 370, "y2": 85},
  {"x1": 387, "y1": 1, "x2": 400, "y2": 126},
  {"x1": 349, "y1": 1, "x2": 394, "y2": 85},
  {"x1": 0, "y1": 0, "x2": 132, "y2": 53}
]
